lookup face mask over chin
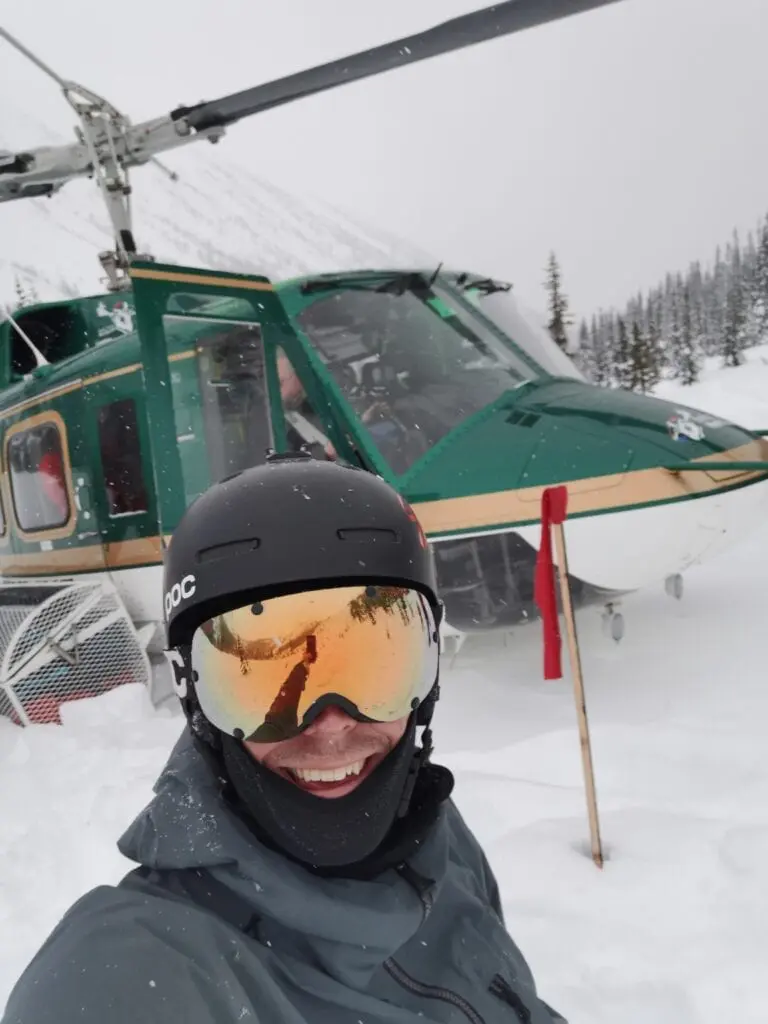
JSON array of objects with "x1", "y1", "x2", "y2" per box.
[{"x1": 220, "y1": 713, "x2": 446, "y2": 875}]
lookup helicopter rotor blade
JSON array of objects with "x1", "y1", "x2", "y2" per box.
[{"x1": 175, "y1": 0, "x2": 627, "y2": 133}]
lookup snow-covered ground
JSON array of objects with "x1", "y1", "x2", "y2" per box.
[
  {"x1": 2, "y1": 354, "x2": 768, "y2": 1023},
  {"x1": 655, "y1": 342, "x2": 768, "y2": 430}
]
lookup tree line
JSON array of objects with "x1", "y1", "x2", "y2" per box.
[{"x1": 544, "y1": 215, "x2": 768, "y2": 390}]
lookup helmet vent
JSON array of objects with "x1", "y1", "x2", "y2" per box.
[
  {"x1": 337, "y1": 528, "x2": 399, "y2": 544},
  {"x1": 197, "y1": 537, "x2": 261, "y2": 563}
]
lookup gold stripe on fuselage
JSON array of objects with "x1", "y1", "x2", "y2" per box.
[
  {"x1": 83, "y1": 363, "x2": 143, "y2": 386},
  {"x1": 0, "y1": 536, "x2": 164, "y2": 575},
  {"x1": 0, "y1": 441, "x2": 765, "y2": 577},
  {"x1": 412, "y1": 439, "x2": 768, "y2": 537},
  {"x1": 0, "y1": 364, "x2": 146, "y2": 422},
  {"x1": 129, "y1": 268, "x2": 275, "y2": 291}
]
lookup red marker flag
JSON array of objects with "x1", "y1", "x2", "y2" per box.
[{"x1": 534, "y1": 485, "x2": 569, "y2": 680}]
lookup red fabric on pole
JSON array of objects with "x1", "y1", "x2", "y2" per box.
[{"x1": 534, "y1": 486, "x2": 569, "y2": 680}]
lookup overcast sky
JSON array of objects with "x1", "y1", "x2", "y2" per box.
[{"x1": 2, "y1": 0, "x2": 768, "y2": 318}]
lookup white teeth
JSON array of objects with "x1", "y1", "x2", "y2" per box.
[{"x1": 291, "y1": 759, "x2": 365, "y2": 783}]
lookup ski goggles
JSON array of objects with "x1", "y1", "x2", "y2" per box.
[{"x1": 190, "y1": 584, "x2": 439, "y2": 743}]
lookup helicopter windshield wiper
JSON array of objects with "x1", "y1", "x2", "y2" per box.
[{"x1": 455, "y1": 274, "x2": 512, "y2": 296}]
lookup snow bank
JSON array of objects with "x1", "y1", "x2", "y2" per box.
[
  {"x1": 436, "y1": 524, "x2": 768, "y2": 1023},
  {"x1": 655, "y1": 342, "x2": 768, "y2": 431}
]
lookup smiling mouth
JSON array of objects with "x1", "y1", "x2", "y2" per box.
[
  {"x1": 291, "y1": 759, "x2": 366, "y2": 783},
  {"x1": 280, "y1": 755, "x2": 376, "y2": 796}
]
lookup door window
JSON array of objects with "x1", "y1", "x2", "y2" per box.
[{"x1": 97, "y1": 398, "x2": 148, "y2": 516}]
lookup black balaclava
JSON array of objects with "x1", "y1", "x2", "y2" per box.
[{"x1": 190, "y1": 697, "x2": 454, "y2": 879}]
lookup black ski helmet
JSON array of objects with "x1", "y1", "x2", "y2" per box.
[{"x1": 164, "y1": 451, "x2": 442, "y2": 653}]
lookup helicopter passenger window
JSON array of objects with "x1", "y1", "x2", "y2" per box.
[
  {"x1": 97, "y1": 399, "x2": 148, "y2": 516},
  {"x1": 295, "y1": 285, "x2": 537, "y2": 475},
  {"x1": 276, "y1": 348, "x2": 337, "y2": 461},
  {"x1": 7, "y1": 422, "x2": 70, "y2": 532},
  {"x1": 192, "y1": 321, "x2": 273, "y2": 482}
]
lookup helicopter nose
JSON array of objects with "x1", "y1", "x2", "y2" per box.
[{"x1": 407, "y1": 378, "x2": 768, "y2": 593}]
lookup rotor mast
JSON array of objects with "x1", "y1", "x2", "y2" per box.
[{"x1": 0, "y1": 26, "x2": 209, "y2": 291}]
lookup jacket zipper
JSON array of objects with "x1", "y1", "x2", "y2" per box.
[
  {"x1": 387, "y1": 863, "x2": 486, "y2": 1024},
  {"x1": 489, "y1": 975, "x2": 532, "y2": 1023},
  {"x1": 389, "y1": 864, "x2": 533, "y2": 1023},
  {"x1": 384, "y1": 957, "x2": 486, "y2": 1024}
]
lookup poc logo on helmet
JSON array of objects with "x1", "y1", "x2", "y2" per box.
[{"x1": 164, "y1": 574, "x2": 197, "y2": 618}]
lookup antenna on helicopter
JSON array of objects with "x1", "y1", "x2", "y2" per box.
[
  {"x1": 0, "y1": 0, "x2": 627, "y2": 291},
  {"x1": 1, "y1": 305, "x2": 50, "y2": 371}
]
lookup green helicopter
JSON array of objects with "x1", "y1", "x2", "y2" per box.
[{"x1": 1, "y1": 0, "x2": 767, "y2": 724}]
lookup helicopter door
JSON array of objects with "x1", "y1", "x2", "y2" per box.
[
  {"x1": 87, "y1": 383, "x2": 158, "y2": 606},
  {"x1": 129, "y1": 261, "x2": 363, "y2": 537},
  {"x1": 130, "y1": 263, "x2": 294, "y2": 535}
]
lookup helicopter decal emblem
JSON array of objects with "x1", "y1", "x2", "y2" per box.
[
  {"x1": 666, "y1": 410, "x2": 706, "y2": 442},
  {"x1": 95, "y1": 299, "x2": 135, "y2": 340}
]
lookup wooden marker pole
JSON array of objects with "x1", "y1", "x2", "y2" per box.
[{"x1": 552, "y1": 521, "x2": 604, "y2": 869}]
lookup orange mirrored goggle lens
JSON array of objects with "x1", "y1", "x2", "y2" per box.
[{"x1": 190, "y1": 585, "x2": 438, "y2": 742}]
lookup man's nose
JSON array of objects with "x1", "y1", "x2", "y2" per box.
[{"x1": 303, "y1": 705, "x2": 356, "y2": 736}]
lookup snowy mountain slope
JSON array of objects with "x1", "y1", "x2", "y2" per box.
[
  {"x1": 2, "y1": 352, "x2": 768, "y2": 1023},
  {"x1": 0, "y1": 94, "x2": 434, "y2": 304}
]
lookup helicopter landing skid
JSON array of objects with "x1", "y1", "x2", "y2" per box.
[
  {"x1": 665, "y1": 573, "x2": 684, "y2": 600},
  {"x1": 439, "y1": 621, "x2": 467, "y2": 664}
]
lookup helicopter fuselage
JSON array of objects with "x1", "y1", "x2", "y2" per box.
[{"x1": 0, "y1": 263, "x2": 766, "y2": 645}]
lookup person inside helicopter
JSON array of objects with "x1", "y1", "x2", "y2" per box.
[
  {"x1": 277, "y1": 346, "x2": 416, "y2": 470},
  {"x1": 277, "y1": 347, "x2": 338, "y2": 460}
]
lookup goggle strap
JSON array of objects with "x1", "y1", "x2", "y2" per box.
[{"x1": 397, "y1": 744, "x2": 425, "y2": 820}]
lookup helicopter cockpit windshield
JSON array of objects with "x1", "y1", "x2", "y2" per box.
[
  {"x1": 295, "y1": 279, "x2": 544, "y2": 476},
  {"x1": 456, "y1": 277, "x2": 586, "y2": 381}
]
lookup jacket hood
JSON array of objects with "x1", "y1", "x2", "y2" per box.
[{"x1": 117, "y1": 726, "x2": 449, "y2": 988}]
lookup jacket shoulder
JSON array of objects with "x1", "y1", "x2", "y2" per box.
[
  {"x1": 443, "y1": 800, "x2": 504, "y2": 922},
  {"x1": 2, "y1": 882, "x2": 261, "y2": 1024}
]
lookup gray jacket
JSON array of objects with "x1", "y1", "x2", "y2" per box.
[{"x1": 2, "y1": 728, "x2": 565, "y2": 1024}]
